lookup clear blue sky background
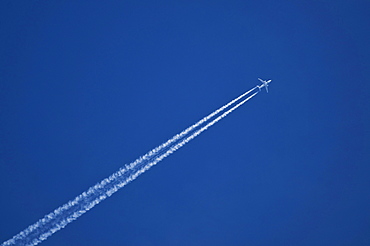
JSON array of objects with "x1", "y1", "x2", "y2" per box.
[{"x1": 1, "y1": 1, "x2": 369, "y2": 245}]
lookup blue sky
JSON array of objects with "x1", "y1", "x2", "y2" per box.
[{"x1": 1, "y1": 1, "x2": 369, "y2": 245}]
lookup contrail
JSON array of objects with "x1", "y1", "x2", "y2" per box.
[{"x1": 1, "y1": 85, "x2": 260, "y2": 246}]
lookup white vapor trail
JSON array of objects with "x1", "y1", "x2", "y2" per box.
[{"x1": 1, "y1": 85, "x2": 260, "y2": 246}]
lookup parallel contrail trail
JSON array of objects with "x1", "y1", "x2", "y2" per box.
[{"x1": 1, "y1": 85, "x2": 260, "y2": 246}]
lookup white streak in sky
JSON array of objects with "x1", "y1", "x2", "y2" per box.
[{"x1": 1, "y1": 86, "x2": 260, "y2": 246}]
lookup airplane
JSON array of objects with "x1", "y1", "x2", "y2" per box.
[{"x1": 257, "y1": 78, "x2": 272, "y2": 93}]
